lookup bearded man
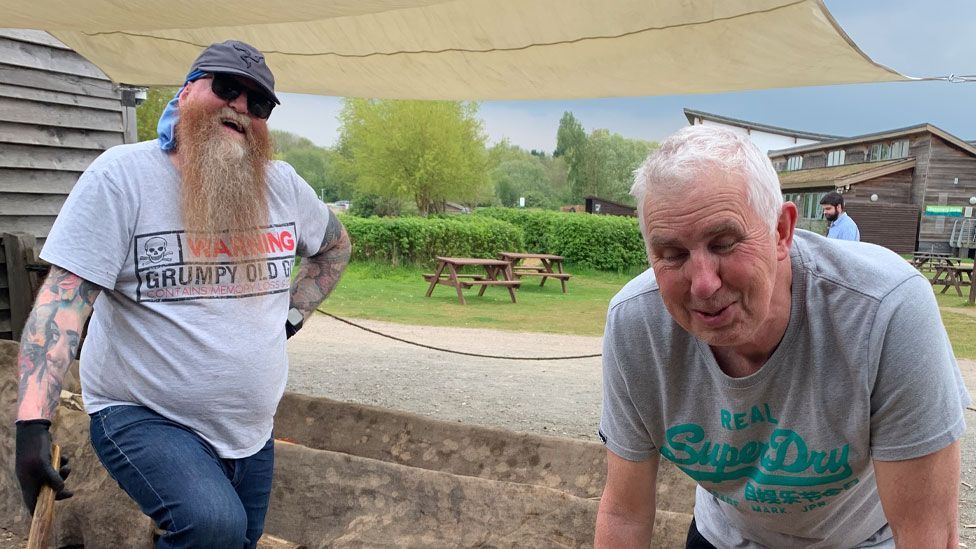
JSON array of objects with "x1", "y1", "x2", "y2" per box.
[{"x1": 14, "y1": 40, "x2": 351, "y2": 548}]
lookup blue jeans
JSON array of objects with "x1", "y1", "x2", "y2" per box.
[{"x1": 90, "y1": 405, "x2": 275, "y2": 549}]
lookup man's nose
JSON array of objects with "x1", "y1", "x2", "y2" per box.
[
  {"x1": 687, "y1": 252, "x2": 721, "y2": 300},
  {"x1": 227, "y1": 92, "x2": 249, "y2": 115}
]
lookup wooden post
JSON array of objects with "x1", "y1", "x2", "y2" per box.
[
  {"x1": 3, "y1": 232, "x2": 39, "y2": 341},
  {"x1": 26, "y1": 444, "x2": 60, "y2": 549}
]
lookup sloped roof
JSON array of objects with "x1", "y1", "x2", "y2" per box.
[
  {"x1": 683, "y1": 108, "x2": 842, "y2": 141},
  {"x1": 770, "y1": 124, "x2": 976, "y2": 158},
  {"x1": 778, "y1": 159, "x2": 915, "y2": 190}
]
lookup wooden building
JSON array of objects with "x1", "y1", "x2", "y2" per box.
[
  {"x1": 585, "y1": 196, "x2": 637, "y2": 217},
  {"x1": 0, "y1": 30, "x2": 135, "y2": 340},
  {"x1": 770, "y1": 124, "x2": 976, "y2": 254}
]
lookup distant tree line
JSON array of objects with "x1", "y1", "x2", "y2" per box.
[{"x1": 135, "y1": 90, "x2": 657, "y2": 216}]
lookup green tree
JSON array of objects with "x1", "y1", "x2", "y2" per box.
[
  {"x1": 337, "y1": 98, "x2": 490, "y2": 216},
  {"x1": 486, "y1": 140, "x2": 570, "y2": 209},
  {"x1": 135, "y1": 87, "x2": 179, "y2": 142},
  {"x1": 271, "y1": 129, "x2": 317, "y2": 154},
  {"x1": 554, "y1": 111, "x2": 586, "y2": 159},
  {"x1": 572, "y1": 129, "x2": 656, "y2": 204}
]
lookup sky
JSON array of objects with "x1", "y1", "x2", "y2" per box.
[{"x1": 267, "y1": 0, "x2": 976, "y2": 153}]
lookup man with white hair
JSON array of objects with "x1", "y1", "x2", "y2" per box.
[
  {"x1": 594, "y1": 125, "x2": 969, "y2": 548},
  {"x1": 15, "y1": 40, "x2": 351, "y2": 547}
]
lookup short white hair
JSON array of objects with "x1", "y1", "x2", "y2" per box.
[{"x1": 631, "y1": 125, "x2": 783, "y2": 235}]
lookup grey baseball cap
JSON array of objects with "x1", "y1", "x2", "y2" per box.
[{"x1": 189, "y1": 40, "x2": 280, "y2": 104}]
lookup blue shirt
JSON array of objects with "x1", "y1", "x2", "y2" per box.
[{"x1": 827, "y1": 212, "x2": 860, "y2": 241}]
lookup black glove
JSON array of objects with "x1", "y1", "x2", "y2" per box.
[{"x1": 15, "y1": 419, "x2": 72, "y2": 514}]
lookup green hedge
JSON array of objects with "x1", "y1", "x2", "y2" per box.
[
  {"x1": 342, "y1": 215, "x2": 524, "y2": 267},
  {"x1": 341, "y1": 209, "x2": 647, "y2": 271},
  {"x1": 475, "y1": 208, "x2": 646, "y2": 271}
]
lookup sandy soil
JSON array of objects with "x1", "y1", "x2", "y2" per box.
[{"x1": 287, "y1": 314, "x2": 976, "y2": 545}]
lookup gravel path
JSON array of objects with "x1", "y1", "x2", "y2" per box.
[{"x1": 287, "y1": 313, "x2": 976, "y2": 544}]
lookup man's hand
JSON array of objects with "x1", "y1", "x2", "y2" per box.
[{"x1": 15, "y1": 419, "x2": 72, "y2": 514}]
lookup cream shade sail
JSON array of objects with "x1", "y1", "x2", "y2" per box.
[{"x1": 2, "y1": 0, "x2": 906, "y2": 99}]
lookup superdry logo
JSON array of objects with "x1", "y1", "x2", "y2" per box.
[{"x1": 134, "y1": 224, "x2": 297, "y2": 302}]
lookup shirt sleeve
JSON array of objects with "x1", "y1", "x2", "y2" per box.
[
  {"x1": 278, "y1": 161, "x2": 333, "y2": 258},
  {"x1": 599, "y1": 304, "x2": 658, "y2": 462},
  {"x1": 39, "y1": 164, "x2": 135, "y2": 289},
  {"x1": 869, "y1": 274, "x2": 971, "y2": 461}
]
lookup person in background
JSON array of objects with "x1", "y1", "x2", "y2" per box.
[
  {"x1": 15, "y1": 39, "x2": 351, "y2": 548},
  {"x1": 820, "y1": 191, "x2": 860, "y2": 241}
]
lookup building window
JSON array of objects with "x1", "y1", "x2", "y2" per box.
[
  {"x1": 868, "y1": 139, "x2": 909, "y2": 161},
  {"x1": 826, "y1": 149, "x2": 846, "y2": 167},
  {"x1": 783, "y1": 191, "x2": 828, "y2": 219},
  {"x1": 786, "y1": 155, "x2": 803, "y2": 171}
]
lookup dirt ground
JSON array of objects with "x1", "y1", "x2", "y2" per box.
[{"x1": 287, "y1": 314, "x2": 976, "y2": 546}]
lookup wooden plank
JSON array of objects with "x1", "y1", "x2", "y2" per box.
[
  {"x1": 0, "y1": 216, "x2": 57, "y2": 238},
  {"x1": 0, "y1": 95, "x2": 123, "y2": 132},
  {"x1": 0, "y1": 36, "x2": 109, "y2": 79},
  {"x1": 0, "y1": 30, "x2": 69, "y2": 50},
  {"x1": 0, "y1": 143, "x2": 102, "y2": 171},
  {"x1": 0, "y1": 121, "x2": 123, "y2": 150},
  {"x1": 0, "y1": 194, "x2": 67, "y2": 216},
  {"x1": 0, "y1": 62, "x2": 118, "y2": 99},
  {"x1": 0, "y1": 168, "x2": 81, "y2": 194},
  {"x1": 3, "y1": 232, "x2": 38, "y2": 340},
  {"x1": 0, "y1": 82, "x2": 122, "y2": 111}
]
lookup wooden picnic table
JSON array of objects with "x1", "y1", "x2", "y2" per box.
[
  {"x1": 931, "y1": 263, "x2": 973, "y2": 297},
  {"x1": 423, "y1": 256, "x2": 520, "y2": 305},
  {"x1": 498, "y1": 252, "x2": 571, "y2": 293},
  {"x1": 911, "y1": 251, "x2": 955, "y2": 271}
]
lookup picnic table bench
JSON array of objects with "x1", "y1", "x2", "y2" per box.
[
  {"x1": 423, "y1": 256, "x2": 520, "y2": 305},
  {"x1": 911, "y1": 251, "x2": 955, "y2": 271},
  {"x1": 498, "y1": 252, "x2": 571, "y2": 293},
  {"x1": 931, "y1": 263, "x2": 973, "y2": 297}
]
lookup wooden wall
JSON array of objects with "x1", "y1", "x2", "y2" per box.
[
  {"x1": 585, "y1": 197, "x2": 637, "y2": 217},
  {"x1": 843, "y1": 202, "x2": 919, "y2": 254},
  {"x1": 844, "y1": 170, "x2": 914, "y2": 204},
  {"x1": 917, "y1": 136, "x2": 976, "y2": 251},
  {"x1": 0, "y1": 30, "x2": 127, "y2": 340}
]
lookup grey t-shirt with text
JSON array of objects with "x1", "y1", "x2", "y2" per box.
[
  {"x1": 600, "y1": 230, "x2": 970, "y2": 548},
  {"x1": 41, "y1": 140, "x2": 331, "y2": 458}
]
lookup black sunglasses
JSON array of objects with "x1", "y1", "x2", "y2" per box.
[{"x1": 208, "y1": 73, "x2": 276, "y2": 119}]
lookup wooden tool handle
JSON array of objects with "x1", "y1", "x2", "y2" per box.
[{"x1": 26, "y1": 443, "x2": 60, "y2": 549}]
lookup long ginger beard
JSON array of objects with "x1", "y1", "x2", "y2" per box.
[{"x1": 176, "y1": 101, "x2": 273, "y2": 243}]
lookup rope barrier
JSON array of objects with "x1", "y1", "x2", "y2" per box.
[{"x1": 316, "y1": 309, "x2": 602, "y2": 361}]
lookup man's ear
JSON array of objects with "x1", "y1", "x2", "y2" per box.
[
  {"x1": 776, "y1": 202, "x2": 798, "y2": 261},
  {"x1": 176, "y1": 80, "x2": 196, "y2": 107}
]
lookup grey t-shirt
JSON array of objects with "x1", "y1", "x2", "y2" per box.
[
  {"x1": 41, "y1": 140, "x2": 331, "y2": 458},
  {"x1": 600, "y1": 230, "x2": 970, "y2": 548}
]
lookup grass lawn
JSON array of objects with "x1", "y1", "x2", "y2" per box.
[
  {"x1": 322, "y1": 261, "x2": 976, "y2": 359},
  {"x1": 320, "y1": 261, "x2": 641, "y2": 336}
]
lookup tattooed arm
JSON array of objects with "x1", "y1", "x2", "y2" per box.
[
  {"x1": 289, "y1": 214, "x2": 352, "y2": 320},
  {"x1": 17, "y1": 266, "x2": 101, "y2": 421}
]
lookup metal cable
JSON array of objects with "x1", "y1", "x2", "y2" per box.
[{"x1": 317, "y1": 309, "x2": 602, "y2": 361}]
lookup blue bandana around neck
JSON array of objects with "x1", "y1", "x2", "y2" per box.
[{"x1": 157, "y1": 68, "x2": 208, "y2": 151}]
